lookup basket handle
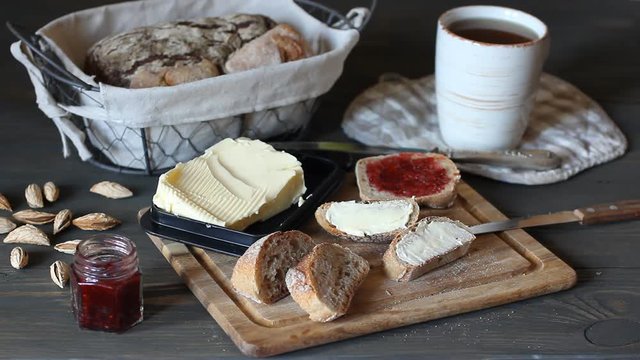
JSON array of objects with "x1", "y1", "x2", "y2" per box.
[
  {"x1": 295, "y1": 0, "x2": 376, "y2": 31},
  {"x1": 6, "y1": 22, "x2": 99, "y2": 92}
]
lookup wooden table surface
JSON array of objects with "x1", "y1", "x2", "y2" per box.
[{"x1": 2, "y1": 0, "x2": 639, "y2": 359}]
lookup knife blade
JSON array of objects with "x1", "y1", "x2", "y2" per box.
[
  {"x1": 469, "y1": 200, "x2": 640, "y2": 235},
  {"x1": 269, "y1": 141, "x2": 561, "y2": 170}
]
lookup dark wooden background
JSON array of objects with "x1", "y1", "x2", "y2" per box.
[{"x1": 1, "y1": 0, "x2": 639, "y2": 358}]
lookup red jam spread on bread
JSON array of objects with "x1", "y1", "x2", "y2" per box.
[{"x1": 365, "y1": 153, "x2": 449, "y2": 197}]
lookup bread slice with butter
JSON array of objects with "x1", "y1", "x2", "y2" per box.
[
  {"x1": 231, "y1": 230, "x2": 314, "y2": 304},
  {"x1": 355, "y1": 153, "x2": 460, "y2": 209},
  {"x1": 314, "y1": 199, "x2": 420, "y2": 243},
  {"x1": 153, "y1": 138, "x2": 305, "y2": 230},
  {"x1": 383, "y1": 216, "x2": 475, "y2": 282},
  {"x1": 286, "y1": 243, "x2": 370, "y2": 322}
]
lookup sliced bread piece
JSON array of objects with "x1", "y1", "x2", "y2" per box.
[
  {"x1": 231, "y1": 230, "x2": 314, "y2": 304},
  {"x1": 355, "y1": 153, "x2": 460, "y2": 208},
  {"x1": 314, "y1": 198, "x2": 420, "y2": 243},
  {"x1": 383, "y1": 216, "x2": 475, "y2": 282},
  {"x1": 286, "y1": 243, "x2": 370, "y2": 322}
]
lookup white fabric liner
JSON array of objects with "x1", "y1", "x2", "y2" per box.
[
  {"x1": 343, "y1": 73, "x2": 627, "y2": 185},
  {"x1": 11, "y1": 0, "x2": 360, "y2": 164}
]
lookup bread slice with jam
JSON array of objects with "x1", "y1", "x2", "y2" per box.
[{"x1": 355, "y1": 153, "x2": 460, "y2": 208}]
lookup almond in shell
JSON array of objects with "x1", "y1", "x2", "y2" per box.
[
  {"x1": 13, "y1": 209, "x2": 56, "y2": 225},
  {"x1": 90, "y1": 181, "x2": 133, "y2": 199},
  {"x1": 73, "y1": 213, "x2": 120, "y2": 231},
  {"x1": 53, "y1": 209, "x2": 73, "y2": 235},
  {"x1": 50, "y1": 260, "x2": 70, "y2": 288},
  {"x1": 54, "y1": 239, "x2": 82, "y2": 255},
  {"x1": 43, "y1": 181, "x2": 60, "y2": 202},
  {"x1": 4, "y1": 224, "x2": 51, "y2": 246},
  {"x1": 10, "y1": 247, "x2": 28, "y2": 269},
  {"x1": 0, "y1": 217, "x2": 17, "y2": 234},
  {"x1": 25, "y1": 184, "x2": 44, "y2": 208},
  {"x1": 0, "y1": 193, "x2": 12, "y2": 212}
]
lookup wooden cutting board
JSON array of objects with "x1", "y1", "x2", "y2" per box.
[{"x1": 146, "y1": 174, "x2": 577, "y2": 357}]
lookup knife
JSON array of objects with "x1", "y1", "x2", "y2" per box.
[
  {"x1": 270, "y1": 141, "x2": 562, "y2": 170},
  {"x1": 470, "y1": 200, "x2": 640, "y2": 235}
]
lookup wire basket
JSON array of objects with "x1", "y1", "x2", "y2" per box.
[{"x1": 9, "y1": 0, "x2": 376, "y2": 175}]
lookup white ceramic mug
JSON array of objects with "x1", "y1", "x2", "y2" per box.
[{"x1": 435, "y1": 6, "x2": 549, "y2": 151}]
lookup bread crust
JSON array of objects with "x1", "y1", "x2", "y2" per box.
[
  {"x1": 86, "y1": 14, "x2": 275, "y2": 87},
  {"x1": 383, "y1": 216, "x2": 475, "y2": 282},
  {"x1": 314, "y1": 199, "x2": 420, "y2": 243},
  {"x1": 355, "y1": 153, "x2": 461, "y2": 209},
  {"x1": 224, "y1": 23, "x2": 310, "y2": 73},
  {"x1": 231, "y1": 230, "x2": 314, "y2": 304},
  {"x1": 286, "y1": 243, "x2": 370, "y2": 322}
]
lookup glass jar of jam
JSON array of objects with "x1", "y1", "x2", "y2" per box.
[{"x1": 70, "y1": 234, "x2": 143, "y2": 332}]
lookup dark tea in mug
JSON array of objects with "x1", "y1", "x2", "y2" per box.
[{"x1": 449, "y1": 18, "x2": 539, "y2": 44}]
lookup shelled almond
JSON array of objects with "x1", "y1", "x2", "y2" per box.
[
  {"x1": 90, "y1": 181, "x2": 133, "y2": 199},
  {"x1": 10, "y1": 247, "x2": 29, "y2": 269},
  {"x1": 73, "y1": 213, "x2": 120, "y2": 231},
  {"x1": 4, "y1": 224, "x2": 51, "y2": 246},
  {"x1": 50, "y1": 260, "x2": 70, "y2": 288},
  {"x1": 43, "y1": 181, "x2": 60, "y2": 202},
  {"x1": 25, "y1": 184, "x2": 44, "y2": 208},
  {"x1": 0, "y1": 217, "x2": 16, "y2": 234},
  {"x1": 53, "y1": 209, "x2": 73, "y2": 235},
  {"x1": 0, "y1": 193, "x2": 12, "y2": 211},
  {"x1": 13, "y1": 210, "x2": 56, "y2": 225}
]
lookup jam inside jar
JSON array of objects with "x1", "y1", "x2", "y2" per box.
[{"x1": 71, "y1": 234, "x2": 143, "y2": 332}]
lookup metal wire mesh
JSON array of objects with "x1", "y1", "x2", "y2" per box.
[{"x1": 11, "y1": 0, "x2": 374, "y2": 175}]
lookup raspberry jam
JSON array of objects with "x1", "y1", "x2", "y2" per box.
[
  {"x1": 365, "y1": 153, "x2": 450, "y2": 197},
  {"x1": 70, "y1": 235, "x2": 143, "y2": 332}
]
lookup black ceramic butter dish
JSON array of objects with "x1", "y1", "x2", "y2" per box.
[{"x1": 139, "y1": 153, "x2": 344, "y2": 256}]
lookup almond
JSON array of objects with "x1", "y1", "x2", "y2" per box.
[
  {"x1": 10, "y1": 247, "x2": 28, "y2": 269},
  {"x1": 13, "y1": 209, "x2": 56, "y2": 225},
  {"x1": 53, "y1": 209, "x2": 73, "y2": 235},
  {"x1": 0, "y1": 193, "x2": 12, "y2": 212},
  {"x1": 50, "y1": 260, "x2": 70, "y2": 288},
  {"x1": 73, "y1": 213, "x2": 120, "y2": 231},
  {"x1": 90, "y1": 181, "x2": 133, "y2": 199},
  {"x1": 4, "y1": 224, "x2": 50, "y2": 246},
  {"x1": 43, "y1": 181, "x2": 60, "y2": 202},
  {"x1": 54, "y1": 239, "x2": 82, "y2": 255},
  {"x1": 0, "y1": 217, "x2": 16, "y2": 234},
  {"x1": 25, "y1": 184, "x2": 44, "y2": 208}
]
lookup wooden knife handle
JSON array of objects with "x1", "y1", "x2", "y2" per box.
[{"x1": 574, "y1": 200, "x2": 640, "y2": 225}]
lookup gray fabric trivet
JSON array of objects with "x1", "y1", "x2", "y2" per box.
[{"x1": 342, "y1": 73, "x2": 627, "y2": 185}]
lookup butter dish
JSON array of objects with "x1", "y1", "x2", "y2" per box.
[{"x1": 140, "y1": 153, "x2": 344, "y2": 256}]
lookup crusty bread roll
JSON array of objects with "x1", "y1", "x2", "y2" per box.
[
  {"x1": 355, "y1": 153, "x2": 461, "y2": 208},
  {"x1": 383, "y1": 216, "x2": 475, "y2": 282},
  {"x1": 86, "y1": 14, "x2": 275, "y2": 88},
  {"x1": 286, "y1": 243, "x2": 370, "y2": 322},
  {"x1": 224, "y1": 24, "x2": 311, "y2": 73},
  {"x1": 231, "y1": 230, "x2": 314, "y2": 304},
  {"x1": 314, "y1": 199, "x2": 420, "y2": 243}
]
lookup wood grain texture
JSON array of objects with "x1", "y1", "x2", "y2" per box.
[
  {"x1": 147, "y1": 175, "x2": 576, "y2": 357},
  {"x1": 1, "y1": 0, "x2": 639, "y2": 358}
]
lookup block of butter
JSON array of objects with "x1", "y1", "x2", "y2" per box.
[{"x1": 153, "y1": 138, "x2": 306, "y2": 230}]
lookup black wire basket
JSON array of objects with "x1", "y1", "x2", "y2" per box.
[{"x1": 8, "y1": 0, "x2": 375, "y2": 175}]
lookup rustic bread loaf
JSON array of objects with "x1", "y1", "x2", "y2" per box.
[
  {"x1": 355, "y1": 153, "x2": 461, "y2": 208},
  {"x1": 383, "y1": 216, "x2": 476, "y2": 282},
  {"x1": 86, "y1": 14, "x2": 275, "y2": 88},
  {"x1": 224, "y1": 24, "x2": 310, "y2": 73},
  {"x1": 314, "y1": 199, "x2": 420, "y2": 243},
  {"x1": 231, "y1": 230, "x2": 314, "y2": 304},
  {"x1": 286, "y1": 243, "x2": 370, "y2": 322}
]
